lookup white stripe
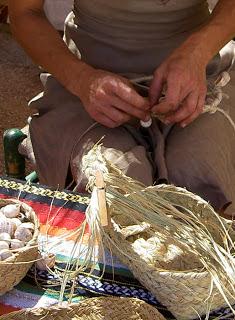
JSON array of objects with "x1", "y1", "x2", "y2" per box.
[
  {"x1": 0, "y1": 289, "x2": 58, "y2": 309},
  {"x1": 39, "y1": 234, "x2": 129, "y2": 269}
]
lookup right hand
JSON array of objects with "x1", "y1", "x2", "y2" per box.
[{"x1": 69, "y1": 66, "x2": 150, "y2": 128}]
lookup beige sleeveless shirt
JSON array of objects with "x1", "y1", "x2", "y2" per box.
[{"x1": 65, "y1": 0, "x2": 210, "y2": 74}]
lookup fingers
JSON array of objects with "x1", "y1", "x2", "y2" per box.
[
  {"x1": 180, "y1": 90, "x2": 206, "y2": 127},
  {"x1": 164, "y1": 92, "x2": 198, "y2": 124},
  {"x1": 91, "y1": 103, "x2": 131, "y2": 128},
  {"x1": 105, "y1": 95, "x2": 150, "y2": 121},
  {"x1": 86, "y1": 69, "x2": 206, "y2": 129},
  {"x1": 96, "y1": 85, "x2": 150, "y2": 121},
  {"x1": 110, "y1": 80, "x2": 149, "y2": 111},
  {"x1": 100, "y1": 104, "x2": 131, "y2": 124},
  {"x1": 151, "y1": 78, "x2": 183, "y2": 115},
  {"x1": 95, "y1": 114, "x2": 118, "y2": 128},
  {"x1": 84, "y1": 71, "x2": 150, "y2": 127},
  {"x1": 163, "y1": 88, "x2": 206, "y2": 127},
  {"x1": 92, "y1": 109, "x2": 127, "y2": 128},
  {"x1": 150, "y1": 70, "x2": 206, "y2": 127},
  {"x1": 149, "y1": 71, "x2": 164, "y2": 105}
]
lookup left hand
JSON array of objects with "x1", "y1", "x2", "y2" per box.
[{"x1": 149, "y1": 47, "x2": 208, "y2": 127}]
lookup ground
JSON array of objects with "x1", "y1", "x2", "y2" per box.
[{"x1": 0, "y1": 26, "x2": 42, "y2": 175}]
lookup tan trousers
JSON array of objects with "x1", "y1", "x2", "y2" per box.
[{"x1": 28, "y1": 74, "x2": 235, "y2": 215}]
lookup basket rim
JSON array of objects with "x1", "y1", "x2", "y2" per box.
[{"x1": 0, "y1": 198, "x2": 39, "y2": 264}]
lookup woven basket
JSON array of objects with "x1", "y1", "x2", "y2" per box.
[
  {"x1": 0, "y1": 297, "x2": 165, "y2": 320},
  {"x1": 0, "y1": 199, "x2": 39, "y2": 295},
  {"x1": 104, "y1": 185, "x2": 235, "y2": 320}
]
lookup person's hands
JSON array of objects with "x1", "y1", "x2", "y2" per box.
[
  {"x1": 149, "y1": 47, "x2": 208, "y2": 127},
  {"x1": 70, "y1": 66, "x2": 150, "y2": 128}
]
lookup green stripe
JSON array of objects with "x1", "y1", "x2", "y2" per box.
[
  {"x1": 55, "y1": 254, "x2": 134, "y2": 278},
  {"x1": 15, "y1": 281, "x2": 87, "y2": 301},
  {"x1": 15, "y1": 281, "x2": 44, "y2": 296}
]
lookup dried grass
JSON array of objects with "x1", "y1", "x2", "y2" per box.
[{"x1": 45, "y1": 145, "x2": 235, "y2": 317}]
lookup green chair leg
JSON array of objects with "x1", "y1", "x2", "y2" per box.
[
  {"x1": 25, "y1": 171, "x2": 38, "y2": 183},
  {"x1": 3, "y1": 128, "x2": 27, "y2": 180}
]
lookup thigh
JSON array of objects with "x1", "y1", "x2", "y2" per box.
[
  {"x1": 29, "y1": 75, "x2": 95, "y2": 188},
  {"x1": 30, "y1": 75, "x2": 153, "y2": 189},
  {"x1": 165, "y1": 98, "x2": 235, "y2": 213}
]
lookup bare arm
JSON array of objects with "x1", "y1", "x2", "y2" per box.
[
  {"x1": 8, "y1": 0, "x2": 149, "y2": 128},
  {"x1": 150, "y1": 0, "x2": 235, "y2": 127},
  {"x1": 8, "y1": 0, "x2": 88, "y2": 91},
  {"x1": 189, "y1": 0, "x2": 235, "y2": 61}
]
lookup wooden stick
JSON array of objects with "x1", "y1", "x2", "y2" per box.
[{"x1": 95, "y1": 170, "x2": 110, "y2": 228}]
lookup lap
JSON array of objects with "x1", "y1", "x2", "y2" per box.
[{"x1": 29, "y1": 74, "x2": 235, "y2": 213}]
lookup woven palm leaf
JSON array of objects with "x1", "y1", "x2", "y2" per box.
[{"x1": 0, "y1": 297, "x2": 165, "y2": 320}]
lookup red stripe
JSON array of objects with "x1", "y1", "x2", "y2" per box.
[
  {"x1": 0, "y1": 195, "x2": 86, "y2": 230},
  {"x1": 0, "y1": 303, "x2": 21, "y2": 315}
]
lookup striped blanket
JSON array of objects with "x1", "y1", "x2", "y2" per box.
[{"x1": 0, "y1": 177, "x2": 233, "y2": 319}]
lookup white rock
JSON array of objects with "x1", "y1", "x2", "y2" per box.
[
  {"x1": 0, "y1": 249, "x2": 13, "y2": 260},
  {"x1": 10, "y1": 239, "x2": 25, "y2": 250},
  {"x1": 0, "y1": 212, "x2": 5, "y2": 219},
  {"x1": 1, "y1": 204, "x2": 20, "y2": 218},
  {"x1": 11, "y1": 218, "x2": 22, "y2": 229},
  {"x1": 0, "y1": 216, "x2": 17, "y2": 237},
  {"x1": 0, "y1": 241, "x2": 9, "y2": 251},
  {"x1": 20, "y1": 222, "x2": 35, "y2": 233},
  {"x1": 14, "y1": 226, "x2": 33, "y2": 243},
  {"x1": 0, "y1": 233, "x2": 11, "y2": 241}
]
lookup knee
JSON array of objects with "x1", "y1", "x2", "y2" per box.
[
  {"x1": 166, "y1": 147, "x2": 195, "y2": 188},
  {"x1": 166, "y1": 145, "x2": 209, "y2": 198},
  {"x1": 70, "y1": 125, "x2": 153, "y2": 189}
]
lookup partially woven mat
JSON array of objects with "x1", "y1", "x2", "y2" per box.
[{"x1": 0, "y1": 176, "x2": 234, "y2": 319}]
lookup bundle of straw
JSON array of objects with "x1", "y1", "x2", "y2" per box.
[{"x1": 79, "y1": 145, "x2": 235, "y2": 320}]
